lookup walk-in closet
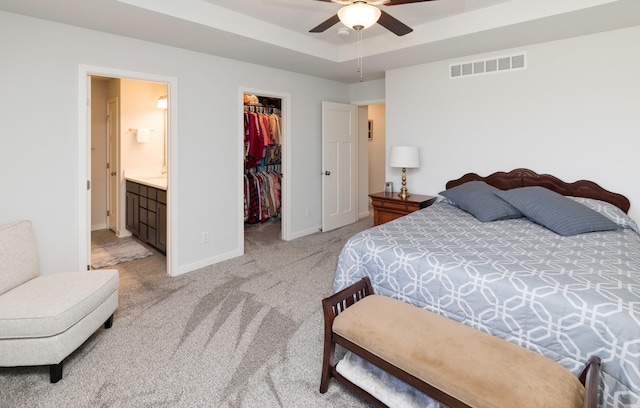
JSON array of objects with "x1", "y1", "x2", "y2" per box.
[{"x1": 243, "y1": 93, "x2": 283, "y2": 240}]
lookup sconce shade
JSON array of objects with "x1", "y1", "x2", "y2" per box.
[
  {"x1": 338, "y1": 3, "x2": 381, "y2": 30},
  {"x1": 390, "y1": 146, "x2": 420, "y2": 169},
  {"x1": 157, "y1": 95, "x2": 167, "y2": 109}
]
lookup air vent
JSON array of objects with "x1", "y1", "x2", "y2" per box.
[{"x1": 450, "y1": 52, "x2": 527, "y2": 79}]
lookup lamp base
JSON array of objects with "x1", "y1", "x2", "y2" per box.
[
  {"x1": 398, "y1": 187, "x2": 411, "y2": 200},
  {"x1": 398, "y1": 167, "x2": 411, "y2": 199}
]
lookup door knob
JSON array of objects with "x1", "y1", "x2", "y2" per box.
[
  {"x1": 324, "y1": 171, "x2": 331, "y2": 176},
  {"x1": 111, "y1": 171, "x2": 116, "y2": 176}
]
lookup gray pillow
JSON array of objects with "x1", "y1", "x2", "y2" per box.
[
  {"x1": 494, "y1": 187, "x2": 619, "y2": 236},
  {"x1": 439, "y1": 181, "x2": 522, "y2": 222}
]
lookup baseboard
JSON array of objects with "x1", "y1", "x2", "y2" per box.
[
  {"x1": 176, "y1": 248, "x2": 243, "y2": 276},
  {"x1": 91, "y1": 223, "x2": 107, "y2": 231},
  {"x1": 117, "y1": 230, "x2": 132, "y2": 238},
  {"x1": 289, "y1": 225, "x2": 321, "y2": 240},
  {"x1": 358, "y1": 210, "x2": 370, "y2": 219}
]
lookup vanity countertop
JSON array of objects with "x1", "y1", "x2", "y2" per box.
[{"x1": 124, "y1": 171, "x2": 167, "y2": 190}]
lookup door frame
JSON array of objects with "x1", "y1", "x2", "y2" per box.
[
  {"x1": 106, "y1": 97, "x2": 119, "y2": 233},
  {"x1": 349, "y1": 97, "x2": 385, "y2": 221},
  {"x1": 238, "y1": 87, "x2": 291, "y2": 250},
  {"x1": 78, "y1": 65, "x2": 179, "y2": 276}
]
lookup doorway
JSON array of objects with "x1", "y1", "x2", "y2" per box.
[
  {"x1": 79, "y1": 65, "x2": 178, "y2": 276},
  {"x1": 240, "y1": 89, "x2": 291, "y2": 251},
  {"x1": 367, "y1": 104, "x2": 386, "y2": 196},
  {"x1": 90, "y1": 76, "x2": 169, "y2": 271}
]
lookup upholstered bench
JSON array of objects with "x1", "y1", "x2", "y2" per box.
[
  {"x1": 0, "y1": 220, "x2": 119, "y2": 382},
  {"x1": 320, "y1": 277, "x2": 600, "y2": 408}
]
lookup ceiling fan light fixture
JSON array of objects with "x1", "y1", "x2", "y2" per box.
[{"x1": 337, "y1": 2, "x2": 381, "y2": 30}]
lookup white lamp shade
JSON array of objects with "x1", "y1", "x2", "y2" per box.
[
  {"x1": 389, "y1": 146, "x2": 420, "y2": 169},
  {"x1": 338, "y1": 3, "x2": 381, "y2": 30}
]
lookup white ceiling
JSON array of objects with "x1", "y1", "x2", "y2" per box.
[{"x1": 2, "y1": 0, "x2": 640, "y2": 83}]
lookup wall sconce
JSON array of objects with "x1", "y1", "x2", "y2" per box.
[
  {"x1": 157, "y1": 95, "x2": 167, "y2": 110},
  {"x1": 389, "y1": 146, "x2": 420, "y2": 199}
]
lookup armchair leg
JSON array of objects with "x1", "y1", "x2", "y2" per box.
[
  {"x1": 104, "y1": 314, "x2": 114, "y2": 329},
  {"x1": 50, "y1": 362, "x2": 63, "y2": 383}
]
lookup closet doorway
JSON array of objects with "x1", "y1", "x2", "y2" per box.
[{"x1": 241, "y1": 90, "x2": 290, "y2": 248}]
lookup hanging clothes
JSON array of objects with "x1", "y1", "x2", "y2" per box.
[
  {"x1": 244, "y1": 95, "x2": 282, "y2": 224},
  {"x1": 244, "y1": 109, "x2": 281, "y2": 169},
  {"x1": 244, "y1": 168, "x2": 282, "y2": 224}
]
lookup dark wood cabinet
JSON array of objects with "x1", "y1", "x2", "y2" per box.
[
  {"x1": 126, "y1": 182, "x2": 139, "y2": 236},
  {"x1": 126, "y1": 180, "x2": 166, "y2": 253},
  {"x1": 369, "y1": 192, "x2": 437, "y2": 226},
  {"x1": 156, "y1": 189, "x2": 167, "y2": 253}
]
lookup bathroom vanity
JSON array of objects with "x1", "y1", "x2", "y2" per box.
[{"x1": 125, "y1": 177, "x2": 167, "y2": 254}]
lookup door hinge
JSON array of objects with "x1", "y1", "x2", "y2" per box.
[
  {"x1": 87, "y1": 180, "x2": 91, "y2": 190},
  {"x1": 107, "y1": 162, "x2": 110, "y2": 169},
  {"x1": 87, "y1": 264, "x2": 91, "y2": 271},
  {"x1": 107, "y1": 210, "x2": 110, "y2": 217}
]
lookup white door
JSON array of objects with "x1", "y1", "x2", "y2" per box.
[
  {"x1": 107, "y1": 98, "x2": 119, "y2": 232},
  {"x1": 322, "y1": 101, "x2": 358, "y2": 232}
]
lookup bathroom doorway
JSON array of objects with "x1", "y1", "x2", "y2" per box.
[
  {"x1": 89, "y1": 76, "x2": 169, "y2": 272},
  {"x1": 79, "y1": 65, "x2": 178, "y2": 276}
]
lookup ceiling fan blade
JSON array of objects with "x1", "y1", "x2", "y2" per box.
[
  {"x1": 377, "y1": 10, "x2": 413, "y2": 36},
  {"x1": 309, "y1": 14, "x2": 341, "y2": 33},
  {"x1": 385, "y1": 0, "x2": 437, "y2": 5}
]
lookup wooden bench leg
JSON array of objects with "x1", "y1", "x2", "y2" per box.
[
  {"x1": 319, "y1": 278, "x2": 374, "y2": 394},
  {"x1": 319, "y1": 330, "x2": 335, "y2": 393}
]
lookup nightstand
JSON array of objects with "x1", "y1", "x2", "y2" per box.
[{"x1": 369, "y1": 192, "x2": 437, "y2": 226}]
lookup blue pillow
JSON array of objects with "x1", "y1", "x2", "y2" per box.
[
  {"x1": 494, "y1": 187, "x2": 619, "y2": 236},
  {"x1": 439, "y1": 181, "x2": 522, "y2": 222}
]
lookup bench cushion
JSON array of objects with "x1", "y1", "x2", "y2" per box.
[
  {"x1": 0, "y1": 270, "x2": 119, "y2": 339},
  {"x1": 333, "y1": 294, "x2": 584, "y2": 408}
]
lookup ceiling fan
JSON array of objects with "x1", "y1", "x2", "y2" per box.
[{"x1": 309, "y1": 0, "x2": 437, "y2": 37}]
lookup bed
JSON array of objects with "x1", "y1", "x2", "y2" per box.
[{"x1": 334, "y1": 169, "x2": 640, "y2": 408}]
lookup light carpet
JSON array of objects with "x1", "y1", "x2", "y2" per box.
[
  {"x1": 91, "y1": 237, "x2": 153, "y2": 269},
  {"x1": 1, "y1": 217, "x2": 373, "y2": 407}
]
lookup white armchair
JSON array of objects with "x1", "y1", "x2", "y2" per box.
[{"x1": 0, "y1": 220, "x2": 119, "y2": 382}]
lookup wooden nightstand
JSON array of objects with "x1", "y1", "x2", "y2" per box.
[{"x1": 369, "y1": 192, "x2": 437, "y2": 226}]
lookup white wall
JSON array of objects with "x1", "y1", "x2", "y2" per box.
[
  {"x1": 0, "y1": 11, "x2": 349, "y2": 275},
  {"x1": 349, "y1": 79, "x2": 385, "y2": 105},
  {"x1": 386, "y1": 25, "x2": 640, "y2": 222},
  {"x1": 120, "y1": 79, "x2": 167, "y2": 174}
]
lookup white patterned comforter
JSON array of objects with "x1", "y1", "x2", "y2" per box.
[{"x1": 334, "y1": 201, "x2": 640, "y2": 407}]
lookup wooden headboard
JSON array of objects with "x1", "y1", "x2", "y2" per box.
[{"x1": 446, "y1": 168, "x2": 631, "y2": 213}]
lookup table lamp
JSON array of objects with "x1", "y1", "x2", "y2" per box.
[{"x1": 389, "y1": 146, "x2": 420, "y2": 199}]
